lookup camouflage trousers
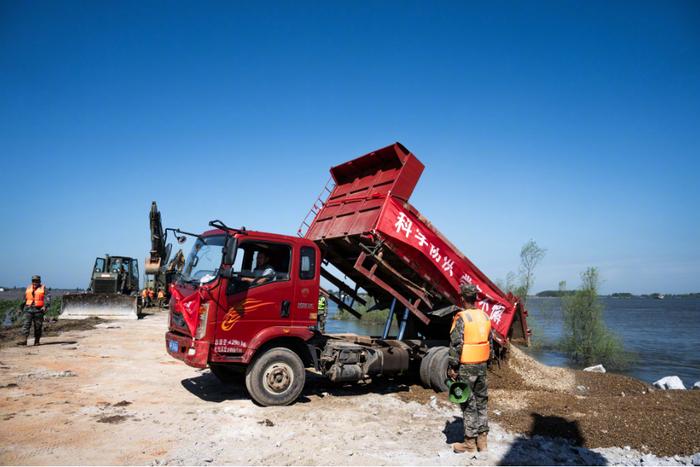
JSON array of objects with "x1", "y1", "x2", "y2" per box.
[
  {"x1": 458, "y1": 362, "x2": 488, "y2": 438},
  {"x1": 317, "y1": 310, "x2": 327, "y2": 334},
  {"x1": 22, "y1": 307, "x2": 44, "y2": 340}
]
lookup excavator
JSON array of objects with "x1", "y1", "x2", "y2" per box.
[
  {"x1": 144, "y1": 201, "x2": 185, "y2": 306},
  {"x1": 60, "y1": 202, "x2": 184, "y2": 319}
]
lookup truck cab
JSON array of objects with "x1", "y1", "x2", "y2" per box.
[{"x1": 166, "y1": 225, "x2": 321, "y2": 405}]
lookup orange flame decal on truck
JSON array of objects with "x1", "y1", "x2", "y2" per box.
[{"x1": 221, "y1": 299, "x2": 273, "y2": 331}]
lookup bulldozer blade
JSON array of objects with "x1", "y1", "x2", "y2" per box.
[{"x1": 60, "y1": 293, "x2": 140, "y2": 320}]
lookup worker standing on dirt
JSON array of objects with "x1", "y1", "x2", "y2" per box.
[
  {"x1": 17, "y1": 275, "x2": 49, "y2": 346},
  {"x1": 448, "y1": 283, "x2": 491, "y2": 456},
  {"x1": 317, "y1": 294, "x2": 328, "y2": 333},
  {"x1": 147, "y1": 288, "x2": 155, "y2": 307},
  {"x1": 157, "y1": 289, "x2": 165, "y2": 308}
]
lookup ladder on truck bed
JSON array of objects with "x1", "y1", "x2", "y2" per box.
[{"x1": 297, "y1": 177, "x2": 335, "y2": 238}]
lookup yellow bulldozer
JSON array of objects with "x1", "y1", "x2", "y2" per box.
[{"x1": 60, "y1": 255, "x2": 141, "y2": 320}]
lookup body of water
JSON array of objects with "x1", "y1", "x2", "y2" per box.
[{"x1": 326, "y1": 297, "x2": 700, "y2": 387}]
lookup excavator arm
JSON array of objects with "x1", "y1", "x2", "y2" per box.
[{"x1": 146, "y1": 201, "x2": 167, "y2": 275}]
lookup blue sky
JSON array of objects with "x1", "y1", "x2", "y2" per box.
[{"x1": 1, "y1": 1, "x2": 698, "y2": 293}]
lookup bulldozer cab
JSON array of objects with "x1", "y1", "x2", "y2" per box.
[{"x1": 89, "y1": 256, "x2": 139, "y2": 294}]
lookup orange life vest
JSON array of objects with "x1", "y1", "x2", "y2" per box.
[
  {"x1": 25, "y1": 285, "x2": 46, "y2": 308},
  {"x1": 141, "y1": 289, "x2": 148, "y2": 298},
  {"x1": 157, "y1": 290, "x2": 165, "y2": 299},
  {"x1": 450, "y1": 308, "x2": 491, "y2": 364}
]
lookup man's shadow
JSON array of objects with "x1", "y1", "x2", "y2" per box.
[
  {"x1": 443, "y1": 413, "x2": 608, "y2": 466},
  {"x1": 500, "y1": 413, "x2": 607, "y2": 465},
  {"x1": 36, "y1": 340, "x2": 78, "y2": 346}
]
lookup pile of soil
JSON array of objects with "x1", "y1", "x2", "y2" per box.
[
  {"x1": 397, "y1": 345, "x2": 699, "y2": 456},
  {"x1": 0, "y1": 318, "x2": 103, "y2": 347},
  {"x1": 488, "y1": 346, "x2": 700, "y2": 456}
]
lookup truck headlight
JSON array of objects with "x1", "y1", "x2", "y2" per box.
[{"x1": 195, "y1": 302, "x2": 209, "y2": 339}]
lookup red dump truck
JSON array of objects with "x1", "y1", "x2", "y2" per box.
[{"x1": 165, "y1": 143, "x2": 529, "y2": 406}]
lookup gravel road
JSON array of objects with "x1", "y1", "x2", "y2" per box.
[{"x1": 0, "y1": 312, "x2": 697, "y2": 465}]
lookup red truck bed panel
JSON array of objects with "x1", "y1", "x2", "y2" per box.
[{"x1": 304, "y1": 142, "x2": 529, "y2": 345}]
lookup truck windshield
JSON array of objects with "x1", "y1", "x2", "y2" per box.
[{"x1": 182, "y1": 235, "x2": 226, "y2": 285}]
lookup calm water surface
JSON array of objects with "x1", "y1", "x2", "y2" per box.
[{"x1": 326, "y1": 297, "x2": 700, "y2": 387}]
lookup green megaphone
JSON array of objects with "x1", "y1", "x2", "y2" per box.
[{"x1": 445, "y1": 379, "x2": 471, "y2": 404}]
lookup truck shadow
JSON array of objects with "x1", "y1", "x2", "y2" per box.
[
  {"x1": 181, "y1": 370, "x2": 412, "y2": 404},
  {"x1": 443, "y1": 413, "x2": 608, "y2": 465},
  {"x1": 302, "y1": 371, "x2": 412, "y2": 399},
  {"x1": 180, "y1": 371, "x2": 249, "y2": 403}
]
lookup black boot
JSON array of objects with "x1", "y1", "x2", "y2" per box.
[{"x1": 33, "y1": 338, "x2": 40, "y2": 346}]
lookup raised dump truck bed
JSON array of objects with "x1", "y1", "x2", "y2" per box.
[{"x1": 303, "y1": 143, "x2": 529, "y2": 345}]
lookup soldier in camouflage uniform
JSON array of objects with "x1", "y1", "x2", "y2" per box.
[
  {"x1": 448, "y1": 283, "x2": 491, "y2": 456},
  {"x1": 17, "y1": 275, "x2": 50, "y2": 346},
  {"x1": 317, "y1": 295, "x2": 328, "y2": 334}
]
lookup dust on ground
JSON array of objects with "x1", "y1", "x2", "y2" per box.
[{"x1": 0, "y1": 312, "x2": 698, "y2": 465}]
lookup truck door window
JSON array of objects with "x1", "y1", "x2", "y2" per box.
[
  {"x1": 94, "y1": 258, "x2": 105, "y2": 273},
  {"x1": 228, "y1": 241, "x2": 291, "y2": 293},
  {"x1": 299, "y1": 246, "x2": 315, "y2": 280}
]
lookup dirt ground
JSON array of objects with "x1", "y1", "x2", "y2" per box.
[
  {"x1": 0, "y1": 317, "x2": 104, "y2": 347},
  {"x1": 0, "y1": 312, "x2": 698, "y2": 465}
]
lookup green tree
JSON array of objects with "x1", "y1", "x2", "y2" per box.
[
  {"x1": 512, "y1": 239, "x2": 546, "y2": 306},
  {"x1": 559, "y1": 268, "x2": 629, "y2": 369}
]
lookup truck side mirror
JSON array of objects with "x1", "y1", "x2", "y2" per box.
[
  {"x1": 221, "y1": 268, "x2": 238, "y2": 279},
  {"x1": 223, "y1": 236, "x2": 236, "y2": 265}
]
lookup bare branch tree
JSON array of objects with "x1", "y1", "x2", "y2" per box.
[{"x1": 516, "y1": 239, "x2": 546, "y2": 305}]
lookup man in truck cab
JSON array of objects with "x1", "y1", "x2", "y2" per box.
[
  {"x1": 241, "y1": 250, "x2": 276, "y2": 285},
  {"x1": 448, "y1": 283, "x2": 491, "y2": 456}
]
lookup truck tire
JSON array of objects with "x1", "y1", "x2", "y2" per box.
[
  {"x1": 210, "y1": 363, "x2": 245, "y2": 384},
  {"x1": 245, "y1": 348, "x2": 306, "y2": 406},
  {"x1": 419, "y1": 347, "x2": 442, "y2": 388},
  {"x1": 429, "y1": 347, "x2": 450, "y2": 392}
]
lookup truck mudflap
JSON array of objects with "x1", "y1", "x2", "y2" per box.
[{"x1": 165, "y1": 331, "x2": 209, "y2": 368}]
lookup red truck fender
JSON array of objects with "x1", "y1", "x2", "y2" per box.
[{"x1": 242, "y1": 326, "x2": 315, "y2": 364}]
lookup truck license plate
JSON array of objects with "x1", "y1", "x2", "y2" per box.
[{"x1": 168, "y1": 339, "x2": 178, "y2": 353}]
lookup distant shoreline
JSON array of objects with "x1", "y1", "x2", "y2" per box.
[{"x1": 534, "y1": 291, "x2": 700, "y2": 299}]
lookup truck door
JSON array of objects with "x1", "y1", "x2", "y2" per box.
[
  {"x1": 293, "y1": 245, "x2": 320, "y2": 328},
  {"x1": 215, "y1": 240, "x2": 294, "y2": 355}
]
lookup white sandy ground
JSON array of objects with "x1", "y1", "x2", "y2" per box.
[{"x1": 0, "y1": 313, "x2": 697, "y2": 466}]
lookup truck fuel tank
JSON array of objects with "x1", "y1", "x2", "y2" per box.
[{"x1": 320, "y1": 339, "x2": 411, "y2": 383}]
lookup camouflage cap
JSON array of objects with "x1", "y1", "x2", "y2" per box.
[
  {"x1": 460, "y1": 283, "x2": 478, "y2": 298},
  {"x1": 31, "y1": 275, "x2": 41, "y2": 282}
]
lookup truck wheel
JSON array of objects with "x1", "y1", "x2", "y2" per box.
[
  {"x1": 419, "y1": 347, "x2": 442, "y2": 388},
  {"x1": 210, "y1": 363, "x2": 245, "y2": 384},
  {"x1": 429, "y1": 347, "x2": 450, "y2": 392},
  {"x1": 245, "y1": 348, "x2": 305, "y2": 406}
]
